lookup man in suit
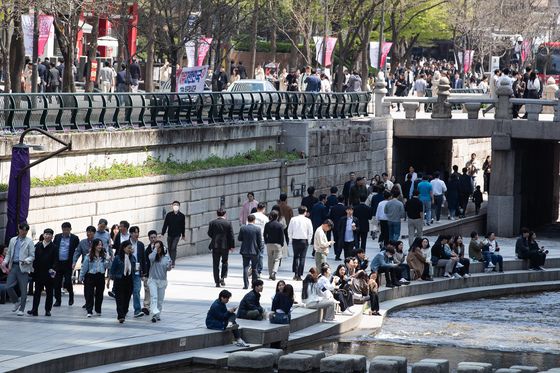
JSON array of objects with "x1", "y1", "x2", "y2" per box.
[
  {"x1": 208, "y1": 209, "x2": 235, "y2": 287},
  {"x1": 112, "y1": 220, "x2": 131, "y2": 258},
  {"x1": 329, "y1": 195, "x2": 347, "y2": 260},
  {"x1": 342, "y1": 172, "x2": 356, "y2": 205},
  {"x1": 459, "y1": 167, "x2": 474, "y2": 218},
  {"x1": 336, "y1": 206, "x2": 359, "y2": 259},
  {"x1": 353, "y1": 195, "x2": 373, "y2": 251},
  {"x1": 29, "y1": 228, "x2": 57, "y2": 316},
  {"x1": 129, "y1": 226, "x2": 146, "y2": 318},
  {"x1": 53, "y1": 222, "x2": 80, "y2": 307},
  {"x1": 453, "y1": 73, "x2": 463, "y2": 89},
  {"x1": 2, "y1": 223, "x2": 35, "y2": 315},
  {"x1": 238, "y1": 215, "x2": 262, "y2": 289}
]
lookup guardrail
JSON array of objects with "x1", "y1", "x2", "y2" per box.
[{"x1": 0, "y1": 91, "x2": 372, "y2": 132}]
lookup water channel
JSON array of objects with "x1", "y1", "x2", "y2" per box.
[{"x1": 165, "y1": 291, "x2": 560, "y2": 372}]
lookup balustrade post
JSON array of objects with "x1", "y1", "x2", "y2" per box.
[
  {"x1": 374, "y1": 73, "x2": 389, "y2": 117},
  {"x1": 402, "y1": 102, "x2": 419, "y2": 119},
  {"x1": 494, "y1": 80, "x2": 513, "y2": 120},
  {"x1": 464, "y1": 103, "x2": 481, "y2": 119},
  {"x1": 431, "y1": 77, "x2": 451, "y2": 119},
  {"x1": 554, "y1": 89, "x2": 560, "y2": 122}
]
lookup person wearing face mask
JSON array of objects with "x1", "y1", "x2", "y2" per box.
[
  {"x1": 162, "y1": 201, "x2": 186, "y2": 268},
  {"x1": 110, "y1": 241, "x2": 137, "y2": 323}
]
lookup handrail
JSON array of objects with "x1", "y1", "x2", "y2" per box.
[{"x1": 0, "y1": 91, "x2": 373, "y2": 132}]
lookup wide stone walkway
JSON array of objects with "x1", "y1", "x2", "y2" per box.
[{"x1": 0, "y1": 215, "x2": 558, "y2": 372}]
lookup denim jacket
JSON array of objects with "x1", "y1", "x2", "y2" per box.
[
  {"x1": 110, "y1": 254, "x2": 137, "y2": 280},
  {"x1": 80, "y1": 256, "x2": 109, "y2": 282}
]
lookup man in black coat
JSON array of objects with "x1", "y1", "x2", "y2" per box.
[
  {"x1": 162, "y1": 201, "x2": 186, "y2": 267},
  {"x1": 237, "y1": 279, "x2": 264, "y2": 320},
  {"x1": 336, "y1": 206, "x2": 359, "y2": 259},
  {"x1": 238, "y1": 215, "x2": 263, "y2": 289},
  {"x1": 353, "y1": 195, "x2": 373, "y2": 252},
  {"x1": 301, "y1": 186, "x2": 319, "y2": 213},
  {"x1": 342, "y1": 172, "x2": 357, "y2": 205},
  {"x1": 29, "y1": 228, "x2": 57, "y2": 316},
  {"x1": 208, "y1": 209, "x2": 235, "y2": 287},
  {"x1": 329, "y1": 195, "x2": 347, "y2": 260},
  {"x1": 53, "y1": 222, "x2": 80, "y2": 306},
  {"x1": 458, "y1": 167, "x2": 474, "y2": 218}
]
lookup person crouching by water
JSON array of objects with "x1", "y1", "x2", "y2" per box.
[
  {"x1": 111, "y1": 241, "x2": 136, "y2": 323},
  {"x1": 237, "y1": 279, "x2": 265, "y2": 320},
  {"x1": 301, "y1": 267, "x2": 336, "y2": 322},
  {"x1": 148, "y1": 240, "x2": 172, "y2": 323},
  {"x1": 270, "y1": 283, "x2": 294, "y2": 324},
  {"x1": 206, "y1": 290, "x2": 249, "y2": 347},
  {"x1": 80, "y1": 238, "x2": 109, "y2": 317}
]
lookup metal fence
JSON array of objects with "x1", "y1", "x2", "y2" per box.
[{"x1": 0, "y1": 91, "x2": 372, "y2": 132}]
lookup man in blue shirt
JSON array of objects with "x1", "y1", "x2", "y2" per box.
[
  {"x1": 53, "y1": 222, "x2": 80, "y2": 307},
  {"x1": 416, "y1": 175, "x2": 434, "y2": 226},
  {"x1": 304, "y1": 69, "x2": 321, "y2": 92}
]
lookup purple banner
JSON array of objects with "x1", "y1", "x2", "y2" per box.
[{"x1": 5, "y1": 146, "x2": 30, "y2": 244}]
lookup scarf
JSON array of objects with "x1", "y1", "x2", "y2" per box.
[{"x1": 124, "y1": 254, "x2": 132, "y2": 276}]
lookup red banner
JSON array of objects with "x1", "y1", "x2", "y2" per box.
[
  {"x1": 521, "y1": 39, "x2": 532, "y2": 64},
  {"x1": 38, "y1": 15, "x2": 54, "y2": 56},
  {"x1": 197, "y1": 37, "x2": 212, "y2": 66}
]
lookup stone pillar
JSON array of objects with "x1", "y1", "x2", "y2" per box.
[
  {"x1": 374, "y1": 75, "x2": 389, "y2": 118},
  {"x1": 431, "y1": 77, "x2": 451, "y2": 119},
  {"x1": 554, "y1": 89, "x2": 560, "y2": 122},
  {"x1": 524, "y1": 102, "x2": 542, "y2": 121},
  {"x1": 464, "y1": 103, "x2": 481, "y2": 119},
  {"x1": 403, "y1": 102, "x2": 419, "y2": 119},
  {"x1": 487, "y1": 133, "x2": 521, "y2": 236},
  {"x1": 494, "y1": 80, "x2": 513, "y2": 120}
]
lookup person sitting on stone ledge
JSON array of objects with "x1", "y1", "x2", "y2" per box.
[
  {"x1": 237, "y1": 279, "x2": 265, "y2": 320},
  {"x1": 468, "y1": 231, "x2": 484, "y2": 263},
  {"x1": 301, "y1": 267, "x2": 336, "y2": 322},
  {"x1": 516, "y1": 228, "x2": 547, "y2": 271},
  {"x1": 482, "y1": 232, "x2": 503, "y2": 272},
  {"x1": 449, "y1": 235, "x2": 471, "y2": 278},
  {"x1": 330, "y1": 264, "x2": 354, "y2": 315},
  {"x1": 350, "y1": 270, "x2": 380, "y2": 316},
  {"x1": 407, "y1": 237, "x2": 432, "y2": 281},
  {"x1": 431, "y1": 235, "x2": 461, "y2": 278},
  {"x1": 527, "y1": 230, "x2": 547, "y2": 271},
  {"x1": 370, "y1": 243, "x2": 409, "y2": 287},
  {"x1": 270, "y1": 283, "x2": 294, "y2": 324},
  {"x1": 206, "y1": 289, "x2": 249, "y2": 347}
]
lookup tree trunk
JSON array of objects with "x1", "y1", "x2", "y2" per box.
[
  {"x1": 10, "y1": 18, "x2": 25, "y2": 93},
  {"x1": 249, "y1": 0, "x2": 259, "y2": 78},
  {"x1": 289, "y1": 30, "x2": 299, "y2": 70},
  {"x1": 86, "y1": 14, "x2": 100, "y2": 93},
  {"x1": 144, "y1": 0, "x2": 156, "y2": 92},
  {"x1": 271, "y1": 24, "x2": 277, "y2": 62}
]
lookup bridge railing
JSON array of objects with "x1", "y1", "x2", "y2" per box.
[{"x1": 0, "y1": 91, "x2": 373, "y2": 132}]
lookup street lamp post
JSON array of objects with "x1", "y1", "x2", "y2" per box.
[{"x1": 5, "y1": 129, "x2": 71, "y2": 243}]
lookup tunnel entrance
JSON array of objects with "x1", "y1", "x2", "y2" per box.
[
  {"x1": 392, "y1": 138, "x2": 453, "y2": 183},
  {"x1": 516, "y1": 139, "x2": 560, "y2": 230}
]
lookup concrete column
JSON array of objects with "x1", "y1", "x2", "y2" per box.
[
  {"x1": 487, "y1": 134, "x2": 521, "y2": 236},
  {"x1": 431, "y1": 77, "x2": 451, "y2": 119},
  {"x1": 374, "y1": 76, "x2": 388, "y2": 118},
  {"x1": 494, "y1": 80, "x2": 514, "y2": 120},
  {"x1": 403, "y1": 102, "x2": 419, "y2": 119}
]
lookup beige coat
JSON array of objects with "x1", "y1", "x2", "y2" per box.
[{"x1": 406, "y1": 249, "x2": 426, "y2": 280}]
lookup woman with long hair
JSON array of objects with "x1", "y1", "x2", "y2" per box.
[
  {"x1": 80, "y1": 238, "x2": 109, "y2": 317},
  {"x1": 302, "y1": 267, "x2": 335, "y2": 321},
  {"x1": 110, "y1": 241, "x2": 136, "y2": 323},
  {"x1": 148, "y1": 240, "x2": 172, "y2": 322},
  {"x1": 271, "y1": 283, "x2": 294, "y2": 324}
]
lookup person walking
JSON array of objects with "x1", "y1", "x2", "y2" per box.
[
  {"x1": 263, "y1": 210, "x2": 284, "y2": 281},
  {"x1": 162, "y1": 200, "x2": 186, "y2": 267},
  {"x1": 111, "y1": 241, "x2": 136, "y2": 323},
  {"x1": 208, "y1": 209, "x2": 235, "y2": 287},
  {"x1": 148, "y1": 240, "x2": 172, "y2": 322},
  {"x1": 53, "y1": 222, "x2": 80, "y2": 307},
  {"x1": 28, "y1": 228, "x2": 57, "y2": 317},
  {"x1": 353, "y1": 195, "x2": 373, "y2": 251},
  {"x1": 405, "y1": 191, "x2": 424, "y2": 246},
  {"x1": 239, "y1": 192, "x2": 259, "y2": 225},
  {"x1": 384, "y1": 189, "x2": 405, "y2": 242},
  {"x1": 430, "y1": 171, "x2": 447, "y2": 222},
  {"x1": 80, "y1": 238, "x2": 109, "y2": 317},
  {"x1": 129, "y1": 226, "x2": 146, "y2": 318},
  {"x1": 238, "y1": 215, "x2": 262, "y2": 289},
  {"x1": 336, "y1": 206, "x2": 359, "y2": 259},
  {"x1": 313, "y1": 219, "x2": 334, "y2": 269},
  {"x1": 288, "y1": 206, "x2": 314, "y2": 281},
  {"x1": 417, "y1": 175, "x2": 434, "y2": 225},
  {"x1": 2, "y1": 223, "x2": 35, "y2": 316},
  {"x1": 459, "y1": 168, "x2": 473, "y2": 218}
]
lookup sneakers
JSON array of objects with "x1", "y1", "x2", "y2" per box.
[
  {"x1": 487, "y1": 262, "x2": 495, "y2": 268},
  {"x1": 27, "y1": 310, "x2": 38, "y2": 316},
  {"x1": 16, "y1": 310, "x2": 24, "y2": 316},
  {"x1": 463, "y1": 273, "x2": 471, "y2": 278},
  {"x1": 452, "y1": 273, "x2": 463, "y2": 279},
  {"x1": 118, "y1": 318, "x2": 125, "y2": 324},
  {"x1": 220, "y1": 279, "x2": 226, "y2": 286},
  {"x1": 342, "y1": 309, "x2": 353, "y2": 316},
  {"x1": 399, "y1": 278, "x2": 410, "y2": 285},
  {"x1": 235, "y1": 338, "x2": 250, "y2": 347},
  {"x1": 456, "y1": 262, "x2": 464, "y2": 268},
  {"x1": 444, "y1": 273, "x2": 452, "y2": 278},
  {"x1": 134, "y1": 312, "x2": 144, "y2": 318},
  {"x1": 142, "y1": 308, "x2": 150, "y2": 315},
  {"x1": 152, "y1": 316, "x2": 157, "y2": 323},
  {"x1": 12, "y1": 302, "x2": 21, "y2": 312},
  {"x1": 87, "y1": 313, "x2": 93, "y2": 318}
]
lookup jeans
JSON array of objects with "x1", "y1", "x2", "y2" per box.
[
  {"x1": 387, "y1": 221, "x2": 401, "y2": 241},
  {"x1": 6, "y1": 265, "x2": 29, "y2": 311},
  {"x1": 399, "y1": 263, "x2": 411, "y2": 280},
  {"x1": 422, "y1": 199, "x2": 432, "y2": 224},
  {"x1": 132, "y1": 273, "x2": 142, "y2": 314},
  {"x1": 212, "y1": 248, "x2": 229, "y2": 284},
  {"x1": 257, "y1": 247, "x2": 264, "y2": 274},
  {"x1": 315, "y1": 251, "x2": 327, "y2": 269},
  {"x1": 148, "y1": 279, "x2": 167, "y2": 316},
  {"x1": 242, "y1": 255, "x2": 258, "y2": 288},
  {"x1": 167, "y1": 236, "x2": 180, "y2": 265},
  {"x1": 407, "y1": 218, "x2": 423, "y2": 246},
  {"x1": 266, "y1": 244, "x2": 282, "y2": 276},
  {"x1": 436, "y1": 258, "x2": 457, "y2": 274},
  {"x1": 433, "y1": 195, "x2": 444, "y2": 221},
  {"x1": 483, "y1": 251, "x2": 503, "y2": 271},
  {"x1": 291, "y1": 239, "x2": 308, "y2": 277}
]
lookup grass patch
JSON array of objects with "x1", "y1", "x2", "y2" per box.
[{"x1": 0, "y1": 150, "x2": 300, "y2": 190}]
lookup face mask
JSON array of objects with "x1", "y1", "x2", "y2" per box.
[{"x1": 172, "y1": 205, "x2": 179, "y2": 212}]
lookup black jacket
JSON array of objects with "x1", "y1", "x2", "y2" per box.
[
  {"x1": 336, "y1": 216, "x2": 359, "y2": 249},
  {"x1": 162, "y1": 211, "x2": 186, "y2": 238},
  {"x1": 353, "y1": 203, "x2": 373, "y2": 233},
  {"x1": 208, "y1": 217, "x2": 235, "y2": 251},
  {"x1": 329, "y1": 203, "x2": 347, "y2": 228},
  {"x1": 238, "y1": 224, "x2": 262, "y2": 256},
  {"x1": 237, "y1": 290, "x2": 264, "y2": 319},
  {"x1": 264, "y1": 220, "x2": 285, "y2": 246},
  {"x1": 53, "y1": 233, "x2": 80, "y2": 270},
  {"x1": 33, "y1": 241, "x2": 57, "y2": 280},
  {"x1": 349, "y1": 185, "x2": 368, "y2": 206},
  {"x1": 459, "y1": 173, "x2": 473, "y2": 195},
  {"x1": 342, "y1": 180, "x2": 354, "y2": 204},
  {"x1": 301, "y1": 195, "x2": 319, "y2": 213}
]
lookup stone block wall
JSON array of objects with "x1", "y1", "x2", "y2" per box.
[{"x1": 0, "y1": 160, "x2": 307, "y2": 257}]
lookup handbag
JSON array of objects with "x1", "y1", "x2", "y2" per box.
[{"x1": 270, "y1": 312, "x2": 290, "y2": 324}]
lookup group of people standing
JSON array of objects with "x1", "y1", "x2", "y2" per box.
[{"x1": 0, "y1": 201, "x2": 186, "y2": 324}]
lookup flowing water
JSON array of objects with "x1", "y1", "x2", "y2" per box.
[{"x1": 162, "y1": 291, "x2": 560, "y2": 372}]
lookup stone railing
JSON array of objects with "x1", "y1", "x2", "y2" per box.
[{"x1": 374, "y1": 76, "x2": 560, "y2": 121}]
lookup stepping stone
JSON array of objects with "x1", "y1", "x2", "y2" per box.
[
  {"x1": 228, "y1": 351, "x2": 275, "y2": 370},
  {"x1": 373, "y1": 355, "x2": 407, "y2": 373},
  {"x1": 334, "y1": 353, "x2": 368, "y2": 372},
  {"x1": 320, "y1": 354, "x2": 366, "y2": 373},
  {"x1": 457, "y1": 365, "x2": 488, "y2": 373},
  {"x1": 293, "y1": 350, "x2": 326, "y2": 369},
  {"x1": 509, "y1": 366, "x2": 539, "y2": 373},
  {"x1": 278, "y1": 353, "x2": 313, "y2": 372},
  {"x1": 412, "y1": 362, "x2": 441, "y2": 373},
  {"x1": 369, "y1": 359, "x2": 400, "y2": 373},
  {"x1": 254, "y1": 348, "x2": 284, "y2": 366},
  {"x1": 420, "y1": 359, "x2": 450, "y2": 373},
  {"x1": 458, "y1": 362, "x2": 493, "y2": 373},
  {"x1": 495, "y1": 369, "x2": 521, "y2": 373}
]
